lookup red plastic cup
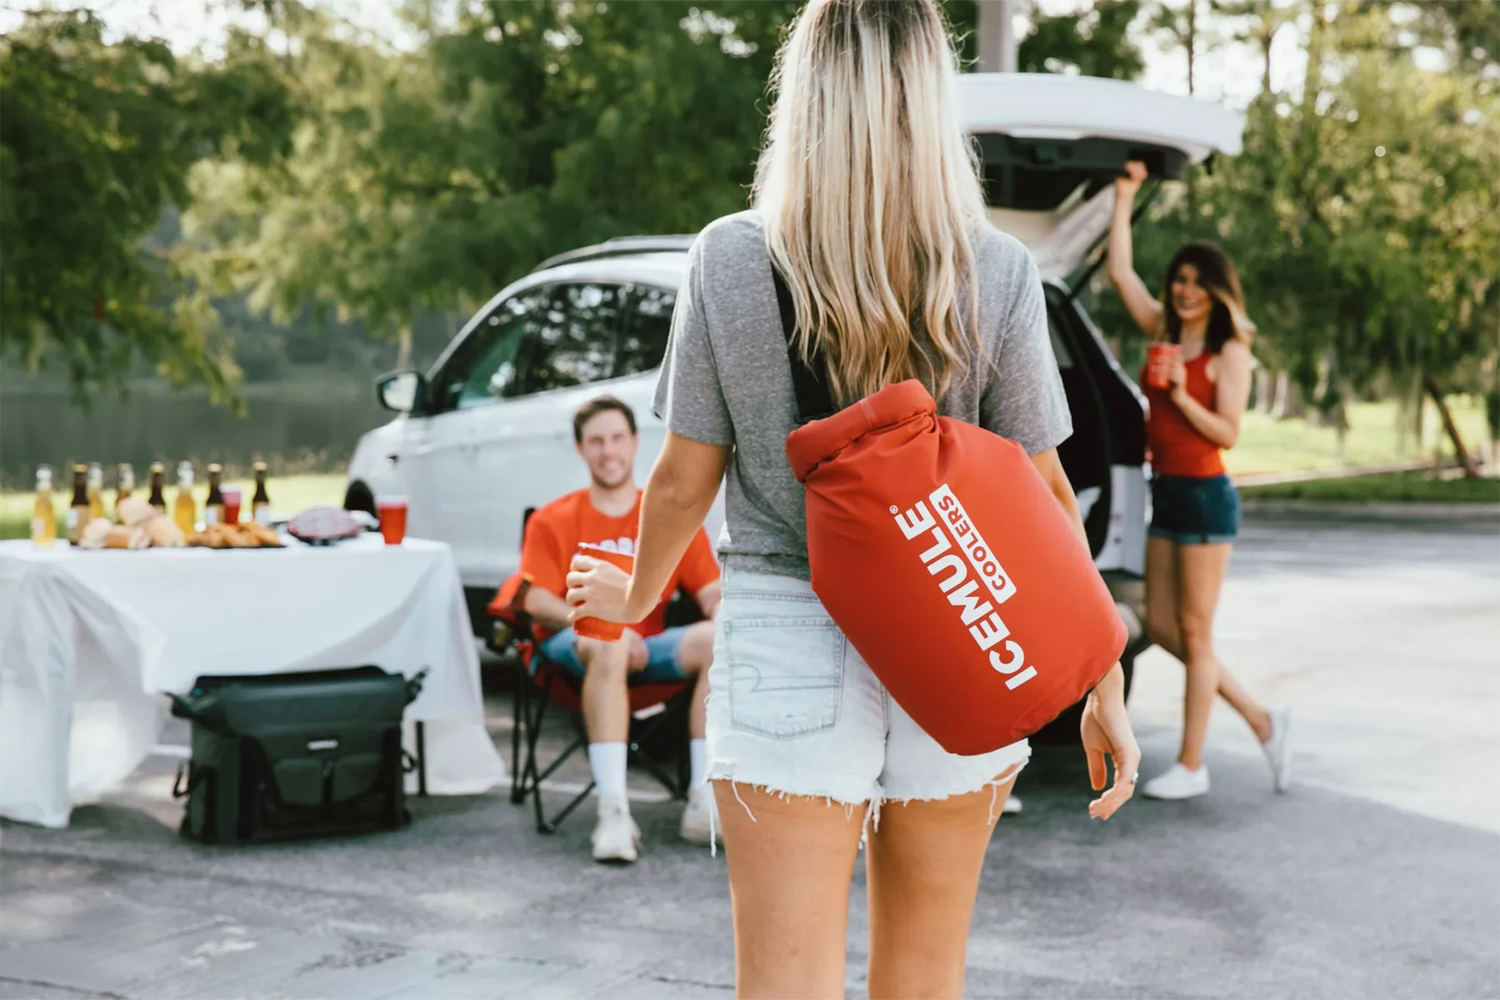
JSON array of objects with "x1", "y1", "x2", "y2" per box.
[
  {"x1": 571, "y1": 544, "x2": 634, "y2": 642},
  {"x1": 1146, "y1": 343, "x2": 1181, "y2": 390},
  {"x1": 376, "y1": 495, "x2": 409, "y2": 545},
  {"x1": 222, "y1": 487, "x2": 242, "y2": 526}
]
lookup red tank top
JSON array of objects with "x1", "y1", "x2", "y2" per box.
[{"x1": 1141, "y1": 353, "x2": 1226, "y2": 478}]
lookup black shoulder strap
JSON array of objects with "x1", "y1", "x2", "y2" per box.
[{"x1": 769, "y1": 264, "x2": 837, "y2": 423}]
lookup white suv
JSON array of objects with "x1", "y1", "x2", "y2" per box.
[{"x1": 347, "y1": 74, "x2": 1243, "y2": 721}]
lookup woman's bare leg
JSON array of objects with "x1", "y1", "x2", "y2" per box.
[
  {"x1": 865, "y1": 769, "x2": 1020, "y2": 1000},
  {"x1": 1176, "y1": 542, "x2": 1269, "y2": 767},
  {"x1": 715, "y1": 782, "x2": 867, "y2": 999}
]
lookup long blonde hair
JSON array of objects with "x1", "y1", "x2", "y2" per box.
[{"x1": 753, "y1": 0, "x2": 987, "y2": 407}]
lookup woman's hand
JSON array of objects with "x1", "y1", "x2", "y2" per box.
[
  {"x1": 1166, "y1": 352, "x2": 1189, "y2": 403},
  {"x1": 1114, "y1": 160, "x2": 1148, "y2": 202},
  {"x1": 1080, "y1": 664, "x2": 1140, "y2": 820},
  {"x1": 565, "y1": 554, "x2": 647, "y2": 625}
]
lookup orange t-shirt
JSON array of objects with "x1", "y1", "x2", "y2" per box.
[{"x1": 518, "y1": 488, "x2": 719, "y2": 639}]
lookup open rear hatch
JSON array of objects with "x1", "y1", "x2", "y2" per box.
[{"x1": 957, "y1": 74, "x2": 1244, "y2": 285}]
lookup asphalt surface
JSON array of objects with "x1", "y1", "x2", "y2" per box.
[{"x1": 3, "y1": 504, "x2": 1497, "y2": 999}]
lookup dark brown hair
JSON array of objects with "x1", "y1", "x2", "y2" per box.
[
  {"x1": 1161, "y1": 241, "x2": 1254, "y2": 355},
  {"x1": 572, "y1": 395, "x2": 637, "y2": 444}
]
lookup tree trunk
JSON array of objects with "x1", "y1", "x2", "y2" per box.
[
  {"x1": 395, "y1": 325, "x2": 413, "y2": 370},
  {"x1": 1272, "y1": 371, "x2": 1304, "y2": 420},
  {"x1": 1254, "y1": 367, "x2": 1275, "y2": 413},
  {"x1": 1427, "y1": 379, "x2": 1481, "y2": 478}
]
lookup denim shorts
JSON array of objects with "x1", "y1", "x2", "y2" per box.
[
  {"x1": 1150, "y1": 473, "x2": 1241, "y2": 545},
  {"x1": 538, "y1": 626, "x2": 690, "y2": 683},
  {"x1": 705, "y1": 571, "x2": 1030, "y2": 810}
]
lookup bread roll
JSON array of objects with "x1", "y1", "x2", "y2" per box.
[
  {"x1": 79, "y1": 518, "x2": 113, "y2": 550},
  {"x1": 116, "y1": 496, "x2": 155, "y2": 527},
  {"x1": 147, "y1": 517, "x2": 186, "y2": 548},
  {"x1": 105, "y1": 525, "x2": 149, "y2": 550}
]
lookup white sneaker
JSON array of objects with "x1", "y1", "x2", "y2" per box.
[
  {"x1": 1002, "y1": 795, "x2": 1023, "y2": 815},
  {"x1": 1142, "y1": 763, "x2": 1210, "y2": 800},
  {"x1": 591, "y1": 794, "x2": 640, "y2": 863},
  {"x1": 1262, "y1": 707, "x2": 1292, "y2": 792},
  {"x1": 679, "y1": 784, "x2": 718, "y2": 845}
]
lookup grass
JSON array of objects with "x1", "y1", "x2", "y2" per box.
[
  {"x1": 1240, "y1": 470, "x2": 1500, "y2": 504},
  {"x1": 0, "y1": 473, "x2": 348, "y2": 542},
  {"x1": 1224, "y1": 396, "x2": 1491, "y2": 476},
  {"x1": 3, "y1": 397, "x2": 1494, "y2": 540}
]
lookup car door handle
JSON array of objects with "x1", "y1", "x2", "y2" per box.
[{"x1": 386, "y1": 453, "x2": 399, "y2": 467}]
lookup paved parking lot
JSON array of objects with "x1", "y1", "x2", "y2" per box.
[{"x1": 3, "y1": 504, "x2": 1497, "y2": 999}]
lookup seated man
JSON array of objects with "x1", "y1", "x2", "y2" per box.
[{"x1": 518, "y1": 395, "x2": 720, "y2": 863}]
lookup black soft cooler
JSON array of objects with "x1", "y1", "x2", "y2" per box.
[{"x1": 170, "y1": 666, "x2": 425, "y2": 844}]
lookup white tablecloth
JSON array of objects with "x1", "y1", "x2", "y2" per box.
[{"x1": 0, "y1": 535, "x2": 506, "y2": 828}]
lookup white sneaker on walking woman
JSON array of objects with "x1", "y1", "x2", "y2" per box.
[
  {"x1": 1142, "y1": 763, "x2": 1210, "y2": 800},
  {"x1": 1262, "y1": 707, "x2": 1292, "y2": 792},
  {"x1": 591, "y1": 794, "x2": 640, "y2": 863}
]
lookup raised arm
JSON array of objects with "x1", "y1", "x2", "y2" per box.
[{"x1": 1108, "y1": 161, "x2": 1165, "y2": 338}]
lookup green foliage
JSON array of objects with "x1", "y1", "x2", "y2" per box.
[
  {"x1": 183, "y1": 0, "x2": 801, "y2": 349},
  {"x1": 1021, "y1": 0, "x2": 1145, "y2": 78},
  {"x1": 0, "y1": 9, "x2": 295, "y2": 403},
  {"x1": 1091, "y1": 2, "x2": 1498, "y2": 415}
]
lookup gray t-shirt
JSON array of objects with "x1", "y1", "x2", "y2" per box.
[{"x1": 653, "y1": 210, "x2": 1072, "y2": 581}]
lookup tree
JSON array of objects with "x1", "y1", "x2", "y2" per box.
[
  {"x1": 1213, "y1": 0, "x2": 1297, "y2": 96},
  {"x1": 1198, "y1": 2, "x2": 1498, "y2": 458},
  {"x1": 1019, "y1": 0, "x2": 1146, "y2": 78},
  {"x1": 0, "y1": 9, "x2": 295, "y2": 403},
  {"x1": 183, "y1": 0, "x2": 802, "y2": 364}
]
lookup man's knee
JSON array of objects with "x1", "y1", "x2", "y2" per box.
[
  {"x1": 577, "y1": 638, "x2": 628, "y2": 682},
  {"x1": 678, "y1": 621, "x2": 716, "y2": 672}
]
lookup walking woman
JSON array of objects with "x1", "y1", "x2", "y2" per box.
[
  {"x1": 567, "y1": 3, "x2": 1139, "y2": 996},
  {"x1": 1108, "y1": 161, "x2": 1291, "y2": 801}
]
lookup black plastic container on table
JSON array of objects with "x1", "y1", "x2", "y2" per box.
[{"x1": 170, "y1": 666, "x2": 427, "y2": 845}]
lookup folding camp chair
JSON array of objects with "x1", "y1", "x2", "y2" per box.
[{"x1": 489, "y1": 510, "x2": 694, "y2": 834}]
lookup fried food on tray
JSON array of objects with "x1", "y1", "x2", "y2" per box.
[{"x1": 187, "y1": 521, "x2": 283, "y2": 549}]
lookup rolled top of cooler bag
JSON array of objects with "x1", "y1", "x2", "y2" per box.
[{"x1": 786, "y1": 379, "x2": 935, "y2": 483}]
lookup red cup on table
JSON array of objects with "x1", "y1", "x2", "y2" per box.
[
  {"x1": 222, "y1": 487, "x2": 242, "y2": 526},
  {"x1": 1146, "y1": 342, "x2": 1181, "y2": 390},
  {"x1": 376, "y1": 495, "x2": 409, "y2": 545},
  {"x1": 571, "y1": 544, "x2": 634, "y2": 642}
]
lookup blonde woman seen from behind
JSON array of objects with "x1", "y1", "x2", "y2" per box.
[
  {"x1": 1109, "y1": 160, "x2": 1291, "y2": 801},
  {"x1": 568, "y1": 2, "x2": 1140, "y2": 997}
]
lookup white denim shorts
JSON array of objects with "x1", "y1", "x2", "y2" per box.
[{"x1": 705, "y1": 571, "x2": 1030, "y2": 809}]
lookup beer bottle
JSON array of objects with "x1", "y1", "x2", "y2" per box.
[
  {"x1": 147, "y1": 462, "x2": 167, "y2": 513},
  {"x1": 67, "y1": 464, "x2": 90, "y2": 545},
  {"x1": 86, "y1": 463, "x2": 105, "y2": 522},
  {"x1": 31, "y1": 465, "x2": 57, "y2": 547},
  {"x1": 204, "y1": 463, "x2": 226, "y2": 527},
  {"x1": 251, "y1": 461, "x2": 271, "y2": 524},
  {"x1": 173, "y1": 462, "x2": 197, "y2": 536},
  {"x1": 115, "y1": 463, "x2": 135, "y2": 521}
]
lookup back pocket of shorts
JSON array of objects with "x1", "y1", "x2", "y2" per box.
[{"x1": 724, "y1": 618, "x2": 844, "y2": 739}]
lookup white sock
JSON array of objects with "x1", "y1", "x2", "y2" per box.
[
  {"x1": 689, "y1": 739, "x2": 708, "y2": 789},
  {"x1": 588, "y1": 742, "x2": 627, "y2": 800}
]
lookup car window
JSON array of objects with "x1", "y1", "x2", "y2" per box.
[
  {"x1": 437, "y1": 288, "x2": 547, "y2": 412},
  {"x1": 512, "y1": 283, "x2": 623, "y2": 395},
  {"x1": 616, "y1": 286, "x2": 674, "y2": 377}
]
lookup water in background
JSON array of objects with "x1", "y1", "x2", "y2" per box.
[{"x1": 2, "y1": 378, "x2": 391, "y2": 487}]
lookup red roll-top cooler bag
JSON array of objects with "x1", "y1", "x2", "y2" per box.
[{"x1": 772, "y1": 269, "x2": 1126, "y2": 756}]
